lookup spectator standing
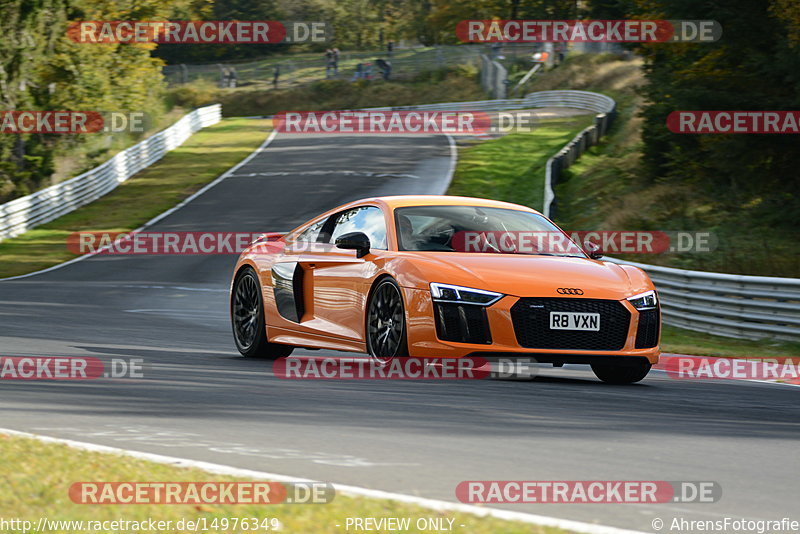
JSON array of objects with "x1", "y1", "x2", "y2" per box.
[
  {"x1": 324, "y1": 48, "x2": 334, "y2": 78},
  {"x1": 555, "y1": 42, "x2": 566, "y2": 64},
  {"x1": 376, "y1": 58, "x2": 391, "y2": 80}
]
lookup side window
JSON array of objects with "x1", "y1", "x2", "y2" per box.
[
  {"x1": 329, "y1": 206, "x2": 387, "y2": 250},
  {"x1": 293, "y1": 219, "x2": 325, "y2": 243}
]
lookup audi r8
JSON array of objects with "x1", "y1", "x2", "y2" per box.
[{"x1": 230, "y1": 196, "x2": 660, "y2": 383}]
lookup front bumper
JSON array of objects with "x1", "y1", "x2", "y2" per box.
[{"x1": 402, "y1": 288, "x2": 660, "y2": 364}]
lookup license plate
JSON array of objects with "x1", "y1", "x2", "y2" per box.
[{"x1": 549, "y1": 311, "x2": 600, "y2": 331}]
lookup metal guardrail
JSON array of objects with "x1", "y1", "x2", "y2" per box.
[
  {"x1": 480, "y1": 55, "x2": 508, "y2": 99},
  {"x1": 608, "y1": 257, "x2": 800, "y2": 342},
  {"x1": 0, "y1": 104, "x2": 222, "y2": 241},
  {"x1": 541, "y1": 92, "x2": 616, "y2": 219},
  {"x1": 523, "y1": 91, "x2": 799, "y2": 342},
  {"x1": 362, "y1": 90, "x2": 616, "y2": 114}
]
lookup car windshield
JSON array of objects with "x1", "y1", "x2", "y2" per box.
[{"x1": 394, "y1": 205, "x2": 585, "y2": 257}]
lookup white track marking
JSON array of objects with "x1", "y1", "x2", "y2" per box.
[
  {"x1": 123, "y1": 308, "x2": 228, "y2": 316},
  {"x1": 443, "y1": 134, "x2": 457, "y2": 192},
  {"x1": 115, "y1": 284, "x2": 229, "y2": 293},
  {"x1": 231, "y1": 170, "x2": 420, "y2": 179},
  {"x1": 0, "y1": 130, "x2": 278, "y2": 281},
  {"x1": 0, "y1": 428, "x2": 647, "y2": 534}
]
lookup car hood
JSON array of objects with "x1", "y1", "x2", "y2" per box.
[{"x1": 397, "y1": 252, "x2": 647, "y2": 300}]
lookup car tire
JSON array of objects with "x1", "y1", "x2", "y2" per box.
[
  {"x1": 591, "y1": 361, "x2": 651, "y2": 384},
  {"x1": 366, "y1": 277, "x2": 409, "y2": 364},
  {"x1": 232, "y1": 267, "x2": 294, "y2": 359}
]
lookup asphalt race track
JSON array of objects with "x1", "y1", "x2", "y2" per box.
[{"x1": 1, "y1": 131, "x2": 798, "y2": 532}]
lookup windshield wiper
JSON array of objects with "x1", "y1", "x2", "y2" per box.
[{"x1": 532, "y1": 252, "x2": 583, "y2": 257}]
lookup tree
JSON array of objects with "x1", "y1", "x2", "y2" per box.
[
  {"x1": 633, "y1": 0, "x2": 800, "y2": 226},
  {"x1": 0, "y1": 0, "x2": 171, "y2": 201}
]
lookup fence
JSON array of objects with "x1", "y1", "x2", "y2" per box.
[
  {"x1": 163, "y1": 45, "x2": 485, "y2": 89},
  {"x1": 480, "y1": 55, "x2": 508, "y2": 99},
  {"x1": 163, "y1": 42, "x2": 625, "y2": 92},
  {"x1": 0, "y1": 104, "x2": 221, "y2": 241}
]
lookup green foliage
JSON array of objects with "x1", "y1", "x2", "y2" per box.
[
  {"x1": 545, "y1": 52, "x2": 799, "y2": 276},
  {"x1": 540, "y1": 0, "x2": 800, "y2": 275},
  {"x1": 171, "y1": 65, "x2": 486, "y2": 117},
  {"x1": 0, "y1": 0, "x2": 66, "y2": 199},
  {"x1": 153, "y1": 0, "x2": 289, "y2": 63},
  {"x1": 165, "y1": 80, "x2": 219, "y2": 108},
  {"x1": 633, "y1": 0, "x2": 800, "y2": 230},
  {"x1": 0, "y1": 0, "x2": 169, "y2": 203}
]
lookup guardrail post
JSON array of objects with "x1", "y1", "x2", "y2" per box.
[{"x1": 549, "y1": 156, "x2": 562, "y2": 219}]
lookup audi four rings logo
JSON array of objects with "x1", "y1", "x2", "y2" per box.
[{"x1": 557, "y1": 288, "x2": 584, "y2": 295}]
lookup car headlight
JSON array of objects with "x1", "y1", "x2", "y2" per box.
[
  {"x1": 430, "y1": 283, "x2": 503, "y2": 306},
  {"x1": 627, "y1": 290, "x2": 658, "y2": 310}
]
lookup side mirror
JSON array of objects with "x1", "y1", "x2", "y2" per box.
[
  {"x1": 585, "y1": 241, "x2": 603, "y2": 260},
  {"x1": 335, "y1": 232, "x2": 371, "y2": 258}
]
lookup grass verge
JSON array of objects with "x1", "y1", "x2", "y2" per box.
[
  {"x1": 0, "y1": 433, "x2": 564, "y2": 534},
  {"x1": 447, "y1": 116, "x2": 595, "y2": 209},
  {"x1": 660, "y1": 325, "x2": 800, "y2": 360},
  {"x1": 0, "y1": 118, "x2": 271, "y2": 279},
  {"x1": 170, "y1": 66, "x2": 487, "y2": 118}
]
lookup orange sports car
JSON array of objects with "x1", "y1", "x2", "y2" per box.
[{"x1": 230, "y1": 196, "x2": 660, "y2": 384}]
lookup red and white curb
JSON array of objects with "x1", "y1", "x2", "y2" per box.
[{"x1": 654, "y1": 353, "x2": 800, "y2": 387}]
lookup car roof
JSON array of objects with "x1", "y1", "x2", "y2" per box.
[{"x1": 362, "y1": 195, "x2": 541, "y2": 214}]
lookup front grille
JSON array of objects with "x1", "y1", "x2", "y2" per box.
[
  {"x1": 434, "y1": 303, "x2": 492, "y2": 344},
  {"x1": 511, "y1": 298, "x2": 630, "y2": 350},
  {"x1": 635, "y1": 307, "x2": 660, "y2": 348}
]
